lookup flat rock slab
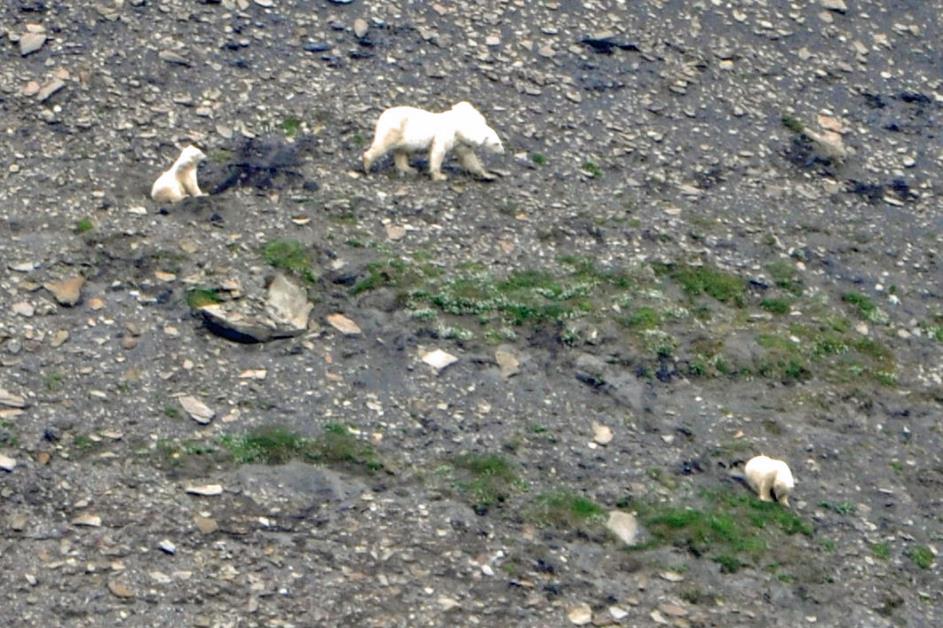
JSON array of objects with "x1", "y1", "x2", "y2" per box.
[
  {"x1": 44, "y1": 275, "x2": 85, "y2": 306},
  {"x1": 233, "y1": 462, "x2": 365, "y2": 516},
  {"x1": 0, "y1": 389, "x2": 27, "y2": 408},
  {"x1": 199, "y1": 273, "x2": 311, "y2": 343},
  {"x1": 19, "y1": 32, "x2": 46, "y2": 56},
  {"x1": 423, "y1": 349, "x2": 458, "y2": 372},
  {"x1": 179, "y1": 395, "x2": 215, "y2": 424},
  {"x1": 605, "y1": 510, "x2": 640, "y2": 546},
  {"x1": 326, "y1": 313, "x2": 362, "y2": 336}
]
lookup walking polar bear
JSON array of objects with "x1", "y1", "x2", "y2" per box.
[
  {"x1": 744, "y1": 455, "x2": 795, "y2": 507},
  {"x1": 151, "y1": 145, "x2": 207, "y2": 203},
  {"x1": 363, "y1": 102, "x2": 504, "y2": 181}
]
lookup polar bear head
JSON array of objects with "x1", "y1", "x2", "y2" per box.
[
  {"x1": 174, "y1": 145, "x2": 207, "y2": 170},
  {"x1": 452, "y1": 102, "x2": 504, "y2": 154},
  {"x1": 772, "y1": 465, "x2": 795, "y2": 505}
]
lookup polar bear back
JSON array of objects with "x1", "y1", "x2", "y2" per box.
[
  {"x1": 744, "y1": 455, "x2": 793, "y2": 491},
  {"x1": 375, "y1": 106, "x2": 441, "y2": 151}
]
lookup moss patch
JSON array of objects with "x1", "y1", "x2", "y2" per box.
[
  {"x1": 631, "y1": 489, "x2": 812, "y2": 573},
  {"x1": 527, "y1": 490, "x2": 606, "y2": 529},
  {"x1": 263, "y1": 239, "x2": 315, "y2": 283},
  {"x1": 221, "y1": 424, "x2": 383, "y2": 473}
]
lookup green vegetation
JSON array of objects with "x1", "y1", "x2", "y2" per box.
[
  {"x1": 581, "y1": 160, "x2": 603, "y2": 178},
  {"x1": 767, "y1": 261, "x2": 803, "y2": 296},
  {"x1": 755, "y1": 318, "x2": 895, "y2": 385},
  {"x1": 163, "y1": 405, "x2": 181, "y2": 419},
  {"x1": 221, "y1": 424, "x2": 383, "y2": 473},
  {"x1": 263, "y1": 239, "x2": 316, "y2": 283},
  {"x1": 760, "y1": 298, "x2": 792, "y2": 315},
  {"x1": 871, "y1": 542, "x2": 891, "y2": 560},
  {"x1": 448, "y1": 453, "x2": 523, "y2": 510},
  {"x1": 657, "y1": 263, "x2": 746, "y2": 305},
  {"x1": 842, "y1": 291, "x2": 882, "y2": 322},
  {"x1": 280, "y1": 116, "x2": 302, "y2": 137},
  {"x1": 0, "y1": 420, "x2": 18, "y2": 447},
  {"x1": 346, "y1": 253, "x2": 896, "y2": 386},
  {"x1": 530, "y1": 153, "x2": 547, "y2": 166},
  {"x1": 527, "y1": 490, "x2": 606, "y2": 529},
  {"x1": 186, "y1": 287, "x2": 222, "y2": 309},
  {"x1": 622, "y1": 306, "x2": 661, "y2": 330},
  {"x1": 907, "y1": 545, "x2": 934, "y2": 570},
  {"x1": 781, "y1": 114, "x2": 804, "y2": 134},
  {"x1": 44, "y1": 371, "x2": 64, "y2": 392},
  {"x1": 631, "y1": 489, "x2": 812, "y2": 573},
  {"x1": 819, "y1": 500, "x2": 857, "y2": 516},
  {"x1": 75, "y1": 217, "x2": 94, "y2": 234}
]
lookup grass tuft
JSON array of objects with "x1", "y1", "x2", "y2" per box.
[
  {"x1": 263, "y1": 239, "x2": 315, "y2": 283},
  {"x1": 75, "y1": 218, "x2": 94, "y2": 234},
  {"x1": 186, "y1": 287, "x2": 222, "y2": 309},
  {"x1": 907, "y1": 545, "x2": 934, "y2": 570},
  {"x1": 449, "y1": 453, "x2": 522, "y2": 510},
  {"x1": 528, "y1": 490, "x2": 606, "y2": 529},
  {"x1": 221, "y1": 424, "x2": 382, "y2": 472},
  {"x1": 631, "y1": 488, "x2": 812, "y2": 573}
]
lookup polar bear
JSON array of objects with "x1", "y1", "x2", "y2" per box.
[
  {"x1": 362, "y1": 101, "x2": 504, "y2": 181},
  {"x1": 744, "y1": 455, "x2": 795, "y2": 507},
  {"x1": 150, "y1": 145, "x2": 207, "y2": 203}
]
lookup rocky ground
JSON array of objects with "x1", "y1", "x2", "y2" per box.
[{"x1": 1, "y1": 0, "x2": 942, "y2": 626}]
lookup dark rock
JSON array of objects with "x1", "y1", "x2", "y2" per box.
[
  {"x1": 574, "y1": 353, "x2": 646, "y2": 413},
  {"x1": 303, "y1": 42, "x2": 332, "y2": 53},
  {"x1": 579, "y1": 36, "x2": 639, "y2": 55}
]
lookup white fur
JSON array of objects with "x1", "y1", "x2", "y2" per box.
[
  {"x1": 744, "y1": 455, "x2": 795, "y2": 507},
  {"x1": 363, "y1": 101, "x2": 504, "y2": 181},
  {"x1": 150, "y1": 145, "x2": 207, "y2": 203}
]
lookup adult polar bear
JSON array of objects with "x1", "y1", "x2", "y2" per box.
[{"x1": 363, "y1": 102, "x2": 504, "y2": 181}]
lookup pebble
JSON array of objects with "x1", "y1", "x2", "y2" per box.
[
  {"x1": 567, "y1": 603, "x2": 593, "y2": 625},
  {"x1": 107, "y1": 580, "x2": 135, "y2": 599},
  {"x1": 0, "y1": 454, "x2": 16, "y2": 472},
  {"x1": 179, "y1": 395, "x2": 215, "y2": 424},
  {"x1": 193, "y1": 515, "x2": 219, "y2": 534},
  {"x1": 326, "y1": 313, "x2": 362, "y2": 336},
  {"x1": 72, "y1": 513, "x2": 103, "y2": 527},
  {"x1": 43, "y1": 276, "x2": 85, "y2": 306},
  {"x1": 36, "y1": 79, "x2": 65, "y2": 103},
  {"x1": 0, "y1": 389, "x2": 27, "y2": 408},
  {"x1": 353, "y1": 18, "x2": 369, "y2": 39},
  {"x1": 12, "y1": 301, "x2": 35, "y2": 317},
  {"x1": 422, "y1": 349, "x2": 458, "y2": 372},
  {"x1": 592, "y1": 422, "x2": 613, "y2": 445},
  {"x1": 494, "y1": 346, "x2": 520, "y2": 378},
  {"x1": 19, "y1": 32, "x2": 46, "y2": 56},
  {"x1": 185, "y1": 484, "x2": 224, "y2": 496},
  {"x1": 605, "y1": 511, "x2": 639, "y2": 545},
  {"x1": 821, "y1": 0, "x2": 847, "y2": 12}
]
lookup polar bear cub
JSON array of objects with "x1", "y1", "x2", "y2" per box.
[
  {"x1": 363, "y1": 101, "x2": 504, "y2": 181},
  {"x1": 150, "y1": 145, "x2": 207, "y2": 203},
  {"x1": 744, "y1": 455, "x2": 795, "y2": 507}
]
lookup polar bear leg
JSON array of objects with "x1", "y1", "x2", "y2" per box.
[
  {"x1": 428, "y1": 139, "x2": 449, "y2": 181},
  {"x1": 758, "y1": 476, "x2": 773, "y2": 501},
  {"x1": 363, "y1": 127, "x2": 400, "y2": 173},
  {"x1": 181, "y1": 167, "x2": 204, "y2": 197},
  {"x1": 454, "y1": 146, "x2": 494, "y2": 180},
  {"x1": 393, "y1": 150, "x2": 417, "y2": 175}
]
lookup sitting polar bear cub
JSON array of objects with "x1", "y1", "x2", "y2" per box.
[
  {"x1": 151, "y1": 145, "x2": 207, "y2": 203},
  {"x1": 363, "y1": 101, "x2": 504, "y2": 181},
  {"x1": 744, "y1": 455, "x2": 795, "y2": 507}
]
